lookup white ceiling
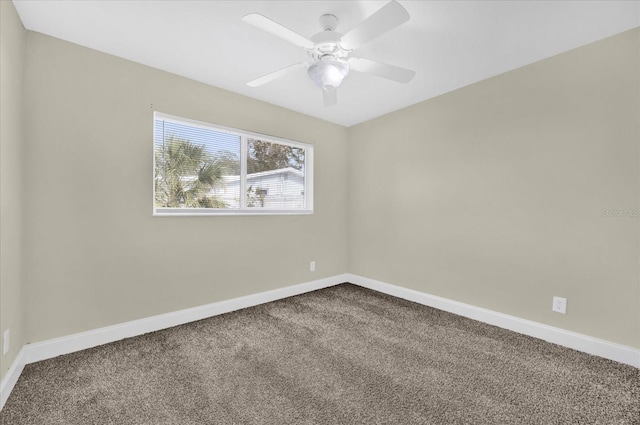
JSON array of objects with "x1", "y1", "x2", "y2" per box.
[{"x1": 13, "y1": 1, "x2": 640, "y2": 127}]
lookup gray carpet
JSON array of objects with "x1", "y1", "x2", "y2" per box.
[{"x1": 1, "y1": 283, "x2": 638, "y2": 424}]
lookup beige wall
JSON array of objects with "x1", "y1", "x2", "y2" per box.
[
  {"x1": 0, "y1": 0, "x2": 26, "y2": 382},
  {"x1": 2, "y1": 17, "x2": 638, "y2": 379},
  {"x1": 348, "y1": 28, "x2": 640, "y2": 348},
  {"x1": 22, "y1": 32, "x2": 349, "y2": 344}
]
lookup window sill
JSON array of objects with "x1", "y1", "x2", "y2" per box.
[{"x1": 153, "y1": 209, "x2": 314, "y2": 217}]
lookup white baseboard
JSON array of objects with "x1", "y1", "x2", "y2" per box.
[
  {"x1": 2, "y1": 272, "x2": 638, "y2": 412},
  {"x1": 24, "y1": 274, "x2": 349, "y2": 365},
  {"x1": 0, "y1": 347, "x2": 26, "y2": 411},
  {"x1": 0, "y1": 274, "x2": 346, "y2": 411},
  {"x1": 346, "y1": 273, "x2": 640, "y2": 368}
]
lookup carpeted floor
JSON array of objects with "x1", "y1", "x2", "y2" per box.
[{"x1": 1, "y1": 283, "x2": 639, "y2": 424}]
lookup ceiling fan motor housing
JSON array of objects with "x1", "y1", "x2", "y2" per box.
[{"x1": 308, "y1": 25, "x2": 347, "y2": 59}]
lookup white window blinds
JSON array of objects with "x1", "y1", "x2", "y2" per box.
[{"x1": 153, "y1": 112, "x2": 313, "y2": 215}]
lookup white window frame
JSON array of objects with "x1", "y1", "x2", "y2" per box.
[{"x1": 153, "y1": 112, "x2": 314, "y2": 216}]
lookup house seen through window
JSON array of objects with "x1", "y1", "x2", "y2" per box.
[{"x1": 153, "y1": 112, "x2": 313, "y2": 215}]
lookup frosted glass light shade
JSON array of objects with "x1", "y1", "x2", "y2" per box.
[{"x1": 307, "y1": 59, "x2": 349, "y2": 89}]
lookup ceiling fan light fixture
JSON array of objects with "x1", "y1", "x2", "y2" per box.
[
  {"x1": 243, "y1": 1, "x2": 415, "y2": 106},
  {"x1": 307, "y1": 58, "x2": 349, "y2": 90}
]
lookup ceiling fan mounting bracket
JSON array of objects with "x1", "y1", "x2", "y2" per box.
[{"x1": 319, "y1": 14, "x2": 338, "y2": 32}]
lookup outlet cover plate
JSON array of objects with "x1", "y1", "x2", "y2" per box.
[{"x1": 552, "y1": 296, "x2": 567, "y2": 314}]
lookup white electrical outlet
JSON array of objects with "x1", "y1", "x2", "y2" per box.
[
  {"x1": 552, "y1": 296, "x2": 567, "y2": 314},
  {"x1": 2, "y1": 330, "x2": 9, "y2": 355},
  {"x1": 310, "y1": 261, "x2": 316, "y2": 272}
]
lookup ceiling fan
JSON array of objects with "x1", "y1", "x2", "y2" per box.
[{"x1": 242, "y1": 0, "x2": 415, "y2": 107}]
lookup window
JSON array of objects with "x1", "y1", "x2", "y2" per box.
[{"x1": 153, "y1": 112, "x2": 313, "y2": 215}]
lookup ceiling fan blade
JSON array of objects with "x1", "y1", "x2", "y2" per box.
[
  {"x1": 339, "y1": 1, "x2": 409, "y2": 51},
  {"x1": 247, "y1": 63, "x2": 308, "y2": 87},
  {"x1": 242, "y1": 13, "x2": 315, "y2": 49},
  {"x1": 348, "y1": 57, "x2": 415, "y2": 84},
  {"x1": 323, "y1": 87, "x2": 338, "y2": 107}
]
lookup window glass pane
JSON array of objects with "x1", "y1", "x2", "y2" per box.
[
  {"x1": 154, "y1": 120, "x2": 241, "y2": 209},
  {"x1": 153, "y1": 113, "x2": 312, "y2": 215},
  {"x1": 246, "y1": 139, "x2": 306, "y2": 209}
]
